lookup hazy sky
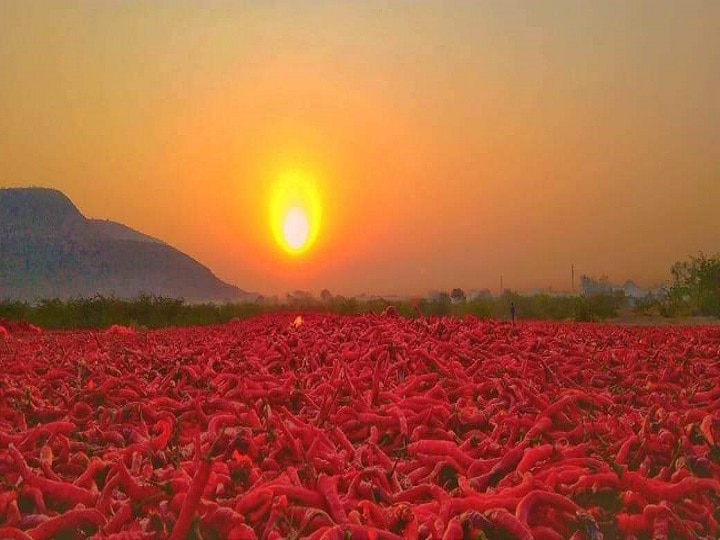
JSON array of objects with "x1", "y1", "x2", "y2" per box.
[{"x1": 1, "y1": 1, "x2": 719, "y2": 296}]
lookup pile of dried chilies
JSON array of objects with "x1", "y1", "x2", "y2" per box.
[{"x1": 1, "y1": 314, "x2": 719, "y2": 539}]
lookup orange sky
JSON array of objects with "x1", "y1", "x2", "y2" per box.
[{"x1": 1, "y1": 1, "x2": 719, "y2": 297}]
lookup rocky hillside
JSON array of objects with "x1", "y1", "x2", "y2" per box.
[{"x1": 0, "y1": 188, "x2": 255, "y2": 303}]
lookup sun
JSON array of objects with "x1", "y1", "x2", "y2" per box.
[
  {"x1": 282, "y1": 207, "x2": 310, "y2": 250},
  {"x1": 269, "y1": 171, "x2": 321, "y2": 256}
]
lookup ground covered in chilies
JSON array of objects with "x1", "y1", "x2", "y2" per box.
[{"x1": 1, "y1": 315, "x2": 720, "y2": 540}]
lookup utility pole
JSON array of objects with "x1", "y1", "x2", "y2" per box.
[
  {"x1": 571, "y1": 264, "x2": 575, "y2": 293},
  {"x1": 500, "y1": 275, "x2": 504, "y2": 294}
]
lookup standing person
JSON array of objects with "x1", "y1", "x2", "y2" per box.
[{"x1": 510, "y1": 302, "x2": 516, "y2": 325}]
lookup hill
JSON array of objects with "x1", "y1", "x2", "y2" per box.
[{"x1": 0, "y1": 187, "x2": 255, "y2": 303}]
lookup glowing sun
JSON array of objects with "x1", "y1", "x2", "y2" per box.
[
  {"x1": 282, "y1": 207, "x2": 310, "y2": 250},
  {"x1": 269, "y1": 171, "x2": 321, "y2": 255}
]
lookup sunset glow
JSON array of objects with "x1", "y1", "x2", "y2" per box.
[
  {"x1": 1, "y1": 2, "x2": 718, "y2": 296},
  {"x1": 269, "y1": 172, "x2": 321, "y2": 256}
]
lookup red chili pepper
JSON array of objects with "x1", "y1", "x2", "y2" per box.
[
  {"x1": 318, "y1": 474, "x2": 348, "y2": 524},
  {"x1": 235, "y1": 487, "x2": 273, "y2": 515},
  {"x1": 0, "y1": 528, "x2": 32, "y2": 540},
  {"x1": 515, "y1": 490, "x2": 583, "y2": 524},
  {"x1": 700, "y1": 414, "x2": 716, "y2": 447},
  {"x1": 73, "y1": 458, "x2": 110, "y2": 488},
  {"x1": 516, "y1": 443, "x2": 555, "y2": 474},
  {"x1": 485, "y1": 508, "x2": 533, "y2": 540},
  {"x1": 441, "y1": 515, "x2": 463, "y2": 540},
  {"x1": 26, "y1": 508, "x2": 106, "y2": 540},
  {"x1": 316, "y1": 524, "x2": 404, "y2": 540},
  {"x1": 169, "y1": 441, "x2": 214, "y2": 540},
  {"x1": 148, "y1": 417, "x2": 174, "y2": 451},
  {"x1": 104, "y1": 502, "x2": 134, "y2": 535},
  {"x1": 531, "y1": 525, "x2": 565, "y2": 540},
  {"x1": 113, "y1": 461, "x2": 160, "y2": 502},
  {"x1": 408, "y1": 440, "x2": 474, "y2": 469},
  {"x1": 5, "y1": 500, "x2": 21, "y2": 526},
  {"x1": 104, "y1": 533, "x2": 156, "y2": 540},
  {"x1": 18, "y1": 485, "x2": 46, "y2": 514},
  {"x1": 272, "y1": 485, "x2": 326, "y2": 507},
  {"x1": 37, "y1": 445, "x2": 58, "y2": 481},
  {"x1": 615, "y1": 435, "x2": 639, "y2": 464},
  {"x1": 622, "y1": 470, "x2": 720, "y2": 502},
  {"x1": 8, "y1": 444, "x2": 97, "y2": 508}
]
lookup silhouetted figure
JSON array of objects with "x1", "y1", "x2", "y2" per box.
[{"x1": 510, "y1": 302, "x2": 516, "y2": 324}]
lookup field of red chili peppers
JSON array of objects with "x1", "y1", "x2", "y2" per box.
[{"x1": 1, "y1": 314, "x2": 720, "y2": 539}]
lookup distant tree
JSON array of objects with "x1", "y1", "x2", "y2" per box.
[
  {"x1": 336, "y1": 296, "x2": 359, "y2": 315},
  {"x1": 664, "y1": 253, "x2": 720, "y2": 316},
  {"x1": 286, "y1": 290, "x2": 315, "y2": 307},
  {"x1": 450, "y1": 288, "x2": 466, "y2": 303},
  {"x1": 479, "y1": 289, "x2": 492, "y2": 299},
  {"x1": 426, "y1": 292, "x2": 451, "y2": 316},
  {"x1": 633, "y1": 293, "x2": 660, "y2": 317},
  {"x1": 574, "y1": 290, "x2": 625, "y2": 322},
  {"x1": 580, "y1": 274, "x2": 612, "y2": 296},
  {"x1": 320, "y1": 289, "x2": 333, "y2": 303}
]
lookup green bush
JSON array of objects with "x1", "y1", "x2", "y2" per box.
[
  {"x1": 661, "y1": 253, "x2": 720, "y2": 317},
  {"x1": 0, "y1": 295, "x2": 264, "y2": 330},
  {"x1": 574, "y1": 291, "x2": 626, "y2": 322},
  {"x1": 0, "y1": 287, "x2": 657, "y2": 330}
]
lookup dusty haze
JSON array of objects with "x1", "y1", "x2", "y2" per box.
[{"x1": 1, "y1": 1, "x2": 719, "y2": 297}]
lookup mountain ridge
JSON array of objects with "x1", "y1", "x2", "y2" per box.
[{"x1": 0, "y1": 187, "x2": 256, "y2": 303}]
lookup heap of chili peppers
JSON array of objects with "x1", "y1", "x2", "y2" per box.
[{"x1": 1, "y1": 314, "x2": 719, "y2": 539}]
